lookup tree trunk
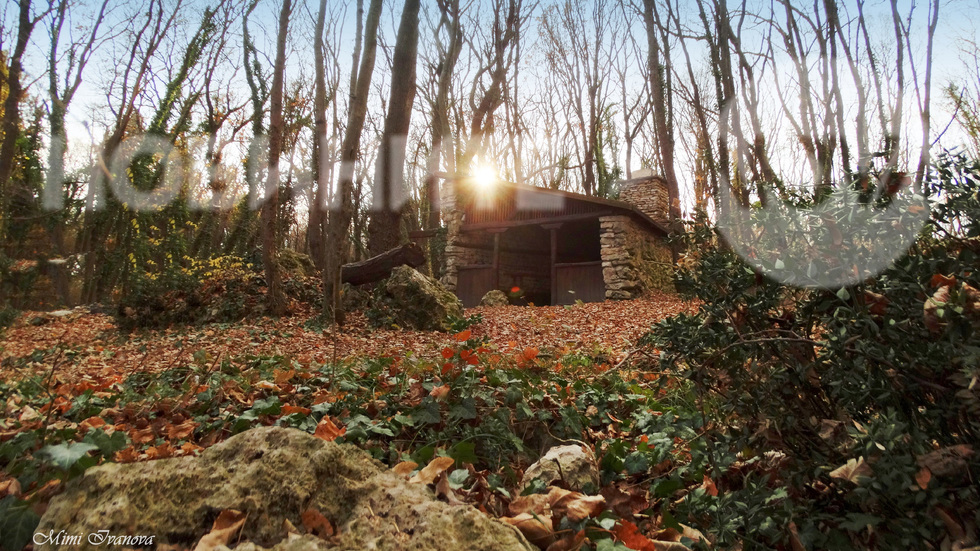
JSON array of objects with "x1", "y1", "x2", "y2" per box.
[
  {"x1": 261, "y1": 0, "x2": 292, "y2": 317},
  {"x1": 0, "y1": 0, "x2": 41, "y2": 245},
  {"x1": 309, "y1": 0, "x2": 329, "y2": 270},
  {"x1": 642, "y1": 0, "x2": 680, "y2": 221},
  {"x1": 324, "y1": 0, "x2": 383, "y2": 325},
  {"x1": 342, "y1": 242, "x2": 425, "y2": 285},
  {"x1": 367, "y1": 0, "x2": 420, "y2": 257}
]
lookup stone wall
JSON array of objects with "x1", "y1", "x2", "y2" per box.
[
  {"x1": 600, "y1": 215, "x2": 674, "y2": 299},
  {"x1": 619, "y1": 176, "x2": 670, "y2": 227}
]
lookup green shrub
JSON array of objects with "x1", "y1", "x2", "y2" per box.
[{"x1": 642, "y1": 153, "x2": 980, "y2": 549}]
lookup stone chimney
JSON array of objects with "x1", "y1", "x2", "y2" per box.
[{"x1": 618, "y1": 173, "x2": 669, "y2": 226}]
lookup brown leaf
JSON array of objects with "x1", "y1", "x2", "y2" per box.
[
  {"x1": 601, "y1": 483, "x2": 649, "y2": 518},
  {"x1": 0, "y1": 478, "x2": 22, "y2": 498},
  {"x1": 548, "y1": 487, "x2": 605, "y2": 523},
  {"x1": 313, "y1": 416, "x2": 345, "y2": 442},
  {"x1": 410, "y1": 456, "x2": 455, "y2": 485},
  {"x1": 300, "y1": 508, "x2": 334, "y2": 539},
  {"x1": 788, "y1": 521, "x2": 806, "y2": 551},
  {"x1": 500, "y1": 513, "x2": 555, "y2": 549},
  {"x1": 829, "y1": 456, "x2": 872, "y2": 484},
  {"x1": 79, "y1": 416, "x2": 106, "y2": 432},
  {"x1": 917, "y1": 445, "x2": 974, "y2": 481},
  {"x1": 546, "y1": 529, "x2": 585, "y2": 551},
  {"x1": 391, "y1": 461, "x2": 418, "y2": 476},
  {"x1": 282, "y1": 404, "x2": 311, "y2": 416},
  {"x1": 509, "y1": 492, "x2": 554, "y2": 517},
  {"x1": 434, "y1": 471, "x2": 464, "y2": 505},
  {"x1": 193, "y1": 509, "x2": 246, "y2": 551},
  {"x1": 167, "y1": 420, "x2": 198, "y2": 440}
]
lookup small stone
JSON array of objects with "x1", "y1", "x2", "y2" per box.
[
  {"x1": 521, "y1": 444, "x2": 599, "y2": 493},
  {"x1": 480, "y1": 289, "x2": 509, "y2": 307}
]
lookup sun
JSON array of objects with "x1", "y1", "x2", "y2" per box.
[{"x1": 470, "y1": 160, "x2": 499, "y2": 191}]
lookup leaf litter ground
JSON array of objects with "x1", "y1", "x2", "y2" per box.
[{"x1": 0, "y1": 292, "x2": 717, "y2": 551}]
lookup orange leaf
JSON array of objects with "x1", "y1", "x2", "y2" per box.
[
  {"x1": 282, "y1": 404, "x2": 312, "y2": 416},
  {"x1": 930, "y1": 273, "x2": 956, "y2": 288},
  {"x1": 430, "y1": 385, "x2": 450, "y2": 401},
  {"x1": 300, "y1": 508, "x2": 334, "y2": 539},
  {"x1": 145, "y1": 441, "x2": 174, "y2": 460},
  {"x1": 701, "y1": 474, "x2": 718, "y2": 497},
  {"x1": 523, "y1": 347, "x2": 539, "y2": 361},
  {"x1": 180, "y1": 442, "x2": 203, "y2": 454},
  {"x1": 392, "y1": 461, "x2": 418, "y2": 476},
  {"x1": 441, "y1": 347, "x2": 455, "y2": 359},
  {"x1": 916, "y1": 467, "x2": 931, "y2": 490},
  {"x1": 454, "y1": 329, "x2": 472, "y2": 341},
  {"x1": 114, "y1": 447, "x2": 140, "y2": 463},
  {"x1": 441, "y1": 362, "x2": 454, "y2": 375},
  {"x1": 638, "y1": 435, "x2": 649, "y2": 445},
  {"x1": 312, "y1": 389, "x2": 333, "y2": 405},
  {"x1": 80, "y1": 416, "x2": 106, "y2": 432},
  {"x1": 613, "y1": 520, "x2": 658, "y2": 551},
  {"x1": 313, "y1": 417, "x2": 346, "y2": 442}
]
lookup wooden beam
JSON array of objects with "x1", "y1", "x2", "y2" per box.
[
  {"x1": 459, "y1": 211, "x2": 612, "y2": 232},
  {"x1": 407, "y1": 228, "x2": 441, "y2": 239}
]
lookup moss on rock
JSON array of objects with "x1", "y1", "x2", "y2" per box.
[{"x1": 37, "y1": 427, "x2": 531, "y2": 551}]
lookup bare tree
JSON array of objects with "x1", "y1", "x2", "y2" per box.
[
  {"x1": 642, "y1": 0, "x2": 680, "y2": 219},
  {"x1": 367, "y1": 0, "x2": 420, "y2": 256},
  {"x1": 260, "y1": 0, "x2": 293, "y2": 316},
  {"x1": 324, "y1": 0, "x2": 383, "y2": 325}
]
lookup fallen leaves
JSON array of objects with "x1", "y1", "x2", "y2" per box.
[
  {"x1": 410, "y1": 456, "x2": 455, "y2": 485},
  {"x1": 501, "y1": 486, "x2": 606, "y2": 549},
  {"x1": 193, "y1": 509, "x2": 246, "y2": 551},
  {"x1": 313, "y1": 416, "x2": 346, "y2": 442},
  {"x1": 829, "y1": 456, "x2": 872, "y2": 484},
  {"x1": 299, "y1": 508, "x2": 335, "y2": 539}
]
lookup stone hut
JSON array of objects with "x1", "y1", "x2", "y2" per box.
[{"x1": 435, "y1": 175, "x2": 675, "y2": 307}]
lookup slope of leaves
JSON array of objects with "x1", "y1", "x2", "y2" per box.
[{"x1": 0, "y1": 294, "x2": 706, "y2": 551}]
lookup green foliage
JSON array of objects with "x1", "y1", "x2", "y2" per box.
[
  {"x1": 0, "y1": 496, "x2": 40, "y2": 551},
  {"x1": 115, "y1": 255, "x2": 320, "y2": 330},
  {"x1": 640, "y1": 154, "x2": 980, "y2": 549}
]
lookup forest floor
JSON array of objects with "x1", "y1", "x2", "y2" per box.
[
  {"x1": 0, "y1": 292, "x2": 709, "y2": 550},
  {"x1": 0, "y1": 290, "x2": 694, "y2": 385}
]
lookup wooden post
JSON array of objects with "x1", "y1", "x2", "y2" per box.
[
  {"x1": 491, "y1": 230, "x2": 502, "y2": 290},
  {"x1": 542, "y1": 223, "x2": 562, "y2": 305}
]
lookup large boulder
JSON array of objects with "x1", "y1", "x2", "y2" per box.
[
  {"x1": 37, "y1": 427, "x2": 531, "y2": 551},
  {"x1": 367, "y1": 266, "x2": 463, "y2": 331}
]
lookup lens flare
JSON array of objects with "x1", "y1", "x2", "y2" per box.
[{"x1": 471, "y1": 161, "x2": 498, "y2": 190}]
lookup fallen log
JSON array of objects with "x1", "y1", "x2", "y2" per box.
[{"x1": 341, "y1": 242, "x2": 426, "y2": 285}]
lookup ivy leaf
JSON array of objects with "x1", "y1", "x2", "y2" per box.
[
  {"x1": 37, "y1": 441, "x2": 99, "y2": 471},
  {"x1": 0, "y1": 496, "x2": 40, "y2": 551}
]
